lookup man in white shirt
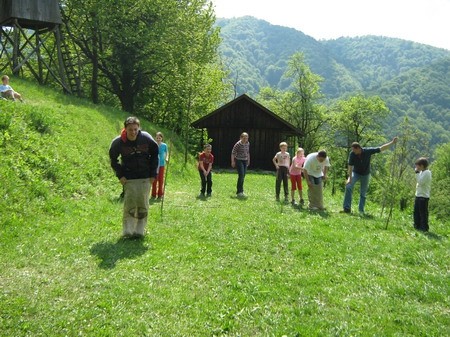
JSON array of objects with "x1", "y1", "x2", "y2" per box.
[{"x1": 303, "y1": 150, "x2": 331, "y2": 210}]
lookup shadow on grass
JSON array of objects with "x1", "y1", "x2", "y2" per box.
[
  {"x1": 90, "y1": 237, "x2": 149, "y2": 270},
  {"x1": 229, "y1": 195, "x2": 248, "y2": 202},
  {"x1": 309, "y1": 209, "x2": 331, "y2": 218},
  {"x1": 423, "y1": 231, "x2": 444, "y2": 241}
]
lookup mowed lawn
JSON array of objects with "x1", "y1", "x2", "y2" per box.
[{"x1": 1, "y1": 170, "x2": 449, "y2": 336}]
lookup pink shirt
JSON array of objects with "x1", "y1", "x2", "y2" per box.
[{"x1": 290, "y1": 155, "x2": 305, "y2": 175}]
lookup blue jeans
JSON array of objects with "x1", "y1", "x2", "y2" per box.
[
  {"x1": 343, "y1": 172, "x2": 370, "y2": 213},
  {"x1": 236, "y1": 159, "x2": 247, "y2": 194}
]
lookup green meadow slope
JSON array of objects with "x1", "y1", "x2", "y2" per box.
[{"x1": 0, "y1": 80, "x2": 449, "y2": 336}]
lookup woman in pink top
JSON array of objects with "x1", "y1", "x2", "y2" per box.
[{"x1": 289, "y1": 148, "x2": 305, "y2": 205}]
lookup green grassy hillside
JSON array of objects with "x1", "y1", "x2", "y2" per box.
[{"x1": 1, "y1": 80, "x2": 449, "y2": 336}]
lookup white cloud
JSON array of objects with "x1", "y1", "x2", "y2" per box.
[{"x1": 211, "y1": 0, "x2": 450, "y2": 50}]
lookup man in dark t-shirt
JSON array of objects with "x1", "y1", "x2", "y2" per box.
[
  {"x1": 109, "y1": 117, "x2": 159, "y2": 238},
  {"x1": 343, "y1": 137, "x2": 398, "y2": 215}
]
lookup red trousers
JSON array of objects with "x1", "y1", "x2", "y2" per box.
[{"x1": 151, "y1": 166, "x2": 165, "y2": 197}]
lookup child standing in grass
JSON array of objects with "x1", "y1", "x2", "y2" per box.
[
  {"x1": 151, "y1": 132, "x2": 169, "y2": 200},
  {"x1": 272, "y1": 142, "x2": 290, "y2": 202},
  {"x1": 198, "y1": 144, "x2": 214, "y2": 197},
  {"x1": 414, "y1": 157, "x2": 432, "y2": 232},
  {"x1": 289, "y1": 147, "x2": 305, "y2": 206}
]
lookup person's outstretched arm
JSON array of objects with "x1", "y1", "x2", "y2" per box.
[{"x1": 380, "y1": 137, "x2": 398, "y2": 152}]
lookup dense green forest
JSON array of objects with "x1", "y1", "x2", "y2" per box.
[{"x1": 216, "y1": 16, "x2": 450, "y2": 148}]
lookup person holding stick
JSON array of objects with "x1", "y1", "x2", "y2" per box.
[{"x1": 151, "y1": 132, "x2": 169, "y2": 201}]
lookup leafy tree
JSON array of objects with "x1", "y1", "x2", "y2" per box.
[
  {"x1": 429, "y1": 142, "x2": 450, "y2": 219},
  {"x1": 380, "y1": 117, "x2": 429, "y2": 228},
  {"x1": 331, "y1": 94, "x2": 390, "y2": 147},
  {"x1": 259, "y1": 52, "x2": 326, "y2": 154},
  {"x1": 329, "y1": 94, "x2": 390, "y2": 188},
  {"x1": 62, "y1": 0, "x2": 226, "y2": 117}
]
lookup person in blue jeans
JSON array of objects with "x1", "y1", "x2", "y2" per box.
[{"x1": 343, "y1": 137, "x2": 398, "y2": 215}]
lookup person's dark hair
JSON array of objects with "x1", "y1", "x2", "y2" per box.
[
  {"x1": 317, "y1": 150, "x2": 327, "y2": 158},
  {"x1": 415, "y1": 157, "x2": 429, "y2": 169},
  {"x1": 124, "y1": 116, "x2": 140, "y2": 127},
  {"x1": 351, "y1": 142, "x2": 362, "y2": 149}
]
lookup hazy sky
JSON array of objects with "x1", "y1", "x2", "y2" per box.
[{"x1": 211, "y1": 0, "x2": 450, "y2": 51}]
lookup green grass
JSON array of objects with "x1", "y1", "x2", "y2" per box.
[{"x1": 1, "y1": 79, "x2": 449, "y2": 336}]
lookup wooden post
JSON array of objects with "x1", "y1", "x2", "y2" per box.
[
  {"x1": 54, "y1": 25, "x2": 70, "y2": 94},
  {"x1": 12, "y1": 19, "x2": 19, "y2": 75}
]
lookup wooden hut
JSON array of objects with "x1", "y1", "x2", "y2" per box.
[{"x1": 191, "y1": 94, "x2": 302, "y2": 171}]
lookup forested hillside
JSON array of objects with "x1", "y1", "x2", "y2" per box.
[{"x1": 216, "y1": 16, "x2": 450, "y2": 147}]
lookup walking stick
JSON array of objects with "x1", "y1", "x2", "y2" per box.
[
  {"x1": 384, "y1": 142, "x2": 398, "y2": 230},
  {"x1": 160, "y1": 140, "x2": 172, "y2": 217}
]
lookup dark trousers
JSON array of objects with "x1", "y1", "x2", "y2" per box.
[
  {"x1": 199, "y1": 170, "x2": 212, "y2": 195},
  {"x1": 276, "y1": 166, "x2": 289, "y2": 198},
  {"x1": 236, "y1": 159, "x2": 247, "y2": 194},
  {"x1": 414, "y1": 197, "x2": 429, "y2": 231}
]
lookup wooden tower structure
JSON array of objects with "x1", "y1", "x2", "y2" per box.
[{"x1": 0, "y1": 0, "x2": 80, "y2": 94}]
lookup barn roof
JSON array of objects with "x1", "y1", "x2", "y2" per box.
[{"x1": 192, "y1": 93, "x2": 301, "y2": 135}]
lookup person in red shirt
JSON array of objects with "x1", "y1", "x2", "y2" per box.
[{"x1": 198, "y1": 144, "x2": 214, "y2": 198}]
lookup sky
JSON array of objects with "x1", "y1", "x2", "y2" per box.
[{"x1": 211, "y1": 0, "x2": 450, "y2": 51}]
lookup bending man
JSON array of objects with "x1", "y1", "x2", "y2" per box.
[{"x1": 343, "y1": 137, "x2": 398, "y2": 215}]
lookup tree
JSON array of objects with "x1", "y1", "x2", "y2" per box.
[
  {"x1": 380, "y1": 117, "x2": 429, "y2": 228},
  {"x1": 259, "y1": 52, "x2": 326, "y2": 154},
  {"x1": 429, "y1": 142, "x2": 450, "y2": 220},
  {"x1": 62, "y1": 0, "x2": 226, "y2": 116},
  {"x1": 330, "y1": 94, "x2": 390, "y2": 180}
]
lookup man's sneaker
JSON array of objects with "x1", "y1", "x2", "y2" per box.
[{"x1": 341, "y1": 208, "x2": 351, "y2": 214}]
